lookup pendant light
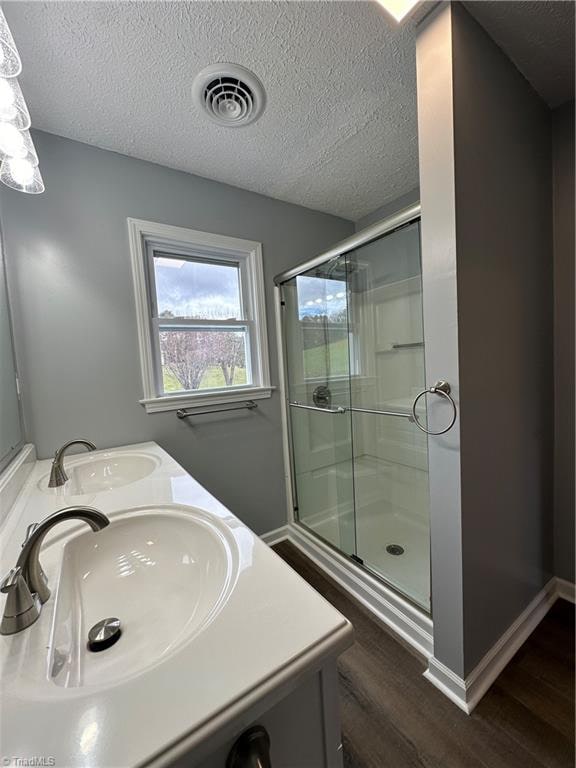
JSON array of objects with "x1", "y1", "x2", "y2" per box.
[
  {"x1": 0, "y1": 156, "x2": 43, "y2": 194},
  {"x1": 0, "y1": 77, "x2": 30, "y2": 129},
  {"x1": 0, "y1": 4, "x2": 44, "y2": 194},
  {"x1": 0, "y1": 7, "x2": 21, "y2": 78}
]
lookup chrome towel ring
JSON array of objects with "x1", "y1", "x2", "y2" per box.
[{"x1": 411, "y1": 381, "x2": 457, "y2": 436}]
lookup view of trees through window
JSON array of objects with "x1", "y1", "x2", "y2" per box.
[
  {"x1": 153, "y1": 255, "x2": 250, "y2": 393},
  {"x1": 159, "y1": 314, "x2": 248, "y2": 393}
]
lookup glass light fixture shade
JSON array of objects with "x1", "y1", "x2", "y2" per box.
[
  {"x1": 0, "y1": 124, "x2": 38, "y2": 164},
  {"x1": 0, "y1": 77, "x2": 30, "y2": 129},
  {"x1": 0, "y1": 8, "x2": 21, "y2": 78},
  {"x1": 0, "y1": 156, "x2": 44, "y2": 193}
]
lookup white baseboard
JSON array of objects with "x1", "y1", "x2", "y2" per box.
[
  {"x1": 425, "y1": 577, "x2": 568, "y2": 714},
  {"x1": 423, "y1": 658, "x2": 470, "y2": 713},
  {"x1": 555, "y1": 577, "x2": 576, "y2": 604},
  {"x1": 260, "y1": 525, "x2": 291, "y2": 547},
  {"x1": 261, "y1": 522, "x2": 433, "y2": 659}
]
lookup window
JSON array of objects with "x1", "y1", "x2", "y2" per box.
[
  {"x1": 295, "y1": 273, "x2": 350, "y2": 380},
  {"x1": 128, "y1": 219, "x2": 271, "y2": 413}
]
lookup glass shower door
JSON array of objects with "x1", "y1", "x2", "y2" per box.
[
  {"x1": 346, "y1": 221, "x2": 430, "y2": 610},
  {"x1": 282, "y1": 256, "x2": 355, "y2": 555},
  {"x1": 280, "y1": 218, "x2": 431, "y2": 612}
]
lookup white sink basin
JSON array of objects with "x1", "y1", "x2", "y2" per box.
[
  {"x1": 38, "y1": 451, "x2": 159, "y2": 495},
  {"x1": 48, "y1": 506, "x2": 239, "y2": 688}
]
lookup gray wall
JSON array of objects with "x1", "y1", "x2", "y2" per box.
[
  {"x1": 1, "y1": 130, "x2": 352, "y2": 535},
  {"x1": 453, "y1": 3, "x2": 554, "y2": 674},
  {"x1": 417, "y1": 3, "x2": 554, "y2": 677},
  {"x1": 354, "y1": 188, "x2": 420, "y2": 232},
  {"x1": 552, "y1": 101, "x2": 575, "y2": 583}
]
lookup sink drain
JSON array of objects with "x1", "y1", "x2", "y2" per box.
[
  {"x1": 386, "y1": 544, "x2": 405, "y2": 556},
  {"x1": 87, "y1": 617, "x2": 122, "y2": 652}
]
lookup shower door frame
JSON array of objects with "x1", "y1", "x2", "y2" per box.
[{"x1": 274, "y1": 203, "x2": 434, "y2": 648}]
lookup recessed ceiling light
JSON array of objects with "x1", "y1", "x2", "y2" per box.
[{"x1": 375, "y1": 0, "x2": 420, "y2": 23}]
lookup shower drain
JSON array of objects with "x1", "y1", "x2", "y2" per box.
[{"x1": 386, "y1": 544, "x2": 405, "y2": 556}]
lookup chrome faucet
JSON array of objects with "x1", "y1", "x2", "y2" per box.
[
  {"x1": 0, "y1": 506, "x2": 109, "y2": 635},
  {"x1": 48, "y1": 439, "x2": 97, "y2": 488}
]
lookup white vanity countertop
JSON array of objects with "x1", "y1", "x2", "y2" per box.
[{"x1": 0, "y1": 442, "x2": 353, "y2": 767}]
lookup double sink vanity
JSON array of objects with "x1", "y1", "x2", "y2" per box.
[{"x1": 0, "y1": 442, "x2": 353, "y2": 767}]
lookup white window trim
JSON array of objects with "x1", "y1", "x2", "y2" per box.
[{"x1": 127, "y1": 218, "x2": 273, "y2": 414}]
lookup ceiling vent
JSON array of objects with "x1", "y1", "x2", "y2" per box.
[{"x1": 192, "y1": 64, "x2": 266, "y2": 128}]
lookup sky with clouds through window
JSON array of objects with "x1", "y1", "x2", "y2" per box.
[{"x1": 154, "y1": 254, "x2": 347, "y2": 321}]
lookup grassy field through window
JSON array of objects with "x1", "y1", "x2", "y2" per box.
[
  {"x1": 302, "y1": 337, "x2": 348, "y2": 378},
  {"x1": 163, "y1": 366, "x2": 248, "y2": 391},
  {"x1": 162, "y1": 336, "x2": 349, "y2": 392}
]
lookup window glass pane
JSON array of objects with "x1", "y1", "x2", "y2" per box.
[
  {"x1": 296, "y1": 274, "x2": 349, "y2": 379},
  {"x1": 159, "y1": 328, "x2": 249, "y2": 392},
  {"x1": 153, "y1": 255, "x2": 242, "y2": 320}
]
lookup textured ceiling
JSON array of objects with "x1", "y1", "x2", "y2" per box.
[
  {"x1": 4, "y1": 2, "x2": 575, "y2": 221},
  {"x1": 5, "y1": 0, "x2": 423, "y2": 222},
  {"x1": 466, "y1": 1, "x2": 575, "y2": 109}
]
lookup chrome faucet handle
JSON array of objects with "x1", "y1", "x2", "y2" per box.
[
  {"x1": 0, "y1": 566, "x2": 22, "y2": 593},
  {"x1": 0, "y1": 566, "x2": 41, "y2": 634}
]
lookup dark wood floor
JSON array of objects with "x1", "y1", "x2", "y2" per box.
[{"x1": 274, "y1": 541, "x2": 575, "y2": 768}]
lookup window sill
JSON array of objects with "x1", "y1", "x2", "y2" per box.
[{"x1": 140, "y1": 386, "x2": 275, "y2": 414}]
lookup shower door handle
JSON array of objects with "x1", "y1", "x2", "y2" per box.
[
  {"x1": 289, "y1": 401, "x2": 346, "y2": 414},
  {"x1": 290, "y1": 402, "x2": 416, "y2": 419}
]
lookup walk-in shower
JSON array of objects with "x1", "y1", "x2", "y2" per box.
[{"x1": 275, "y1": 205, "x2": 456, "y2": 614}]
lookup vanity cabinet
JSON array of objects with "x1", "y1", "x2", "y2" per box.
[
  {"x1": 169, "y1": 662, "x2": 344, "y2": 768},
  {"x1": 0, "y1": 442, "x2": 352, "y2": 768}
]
